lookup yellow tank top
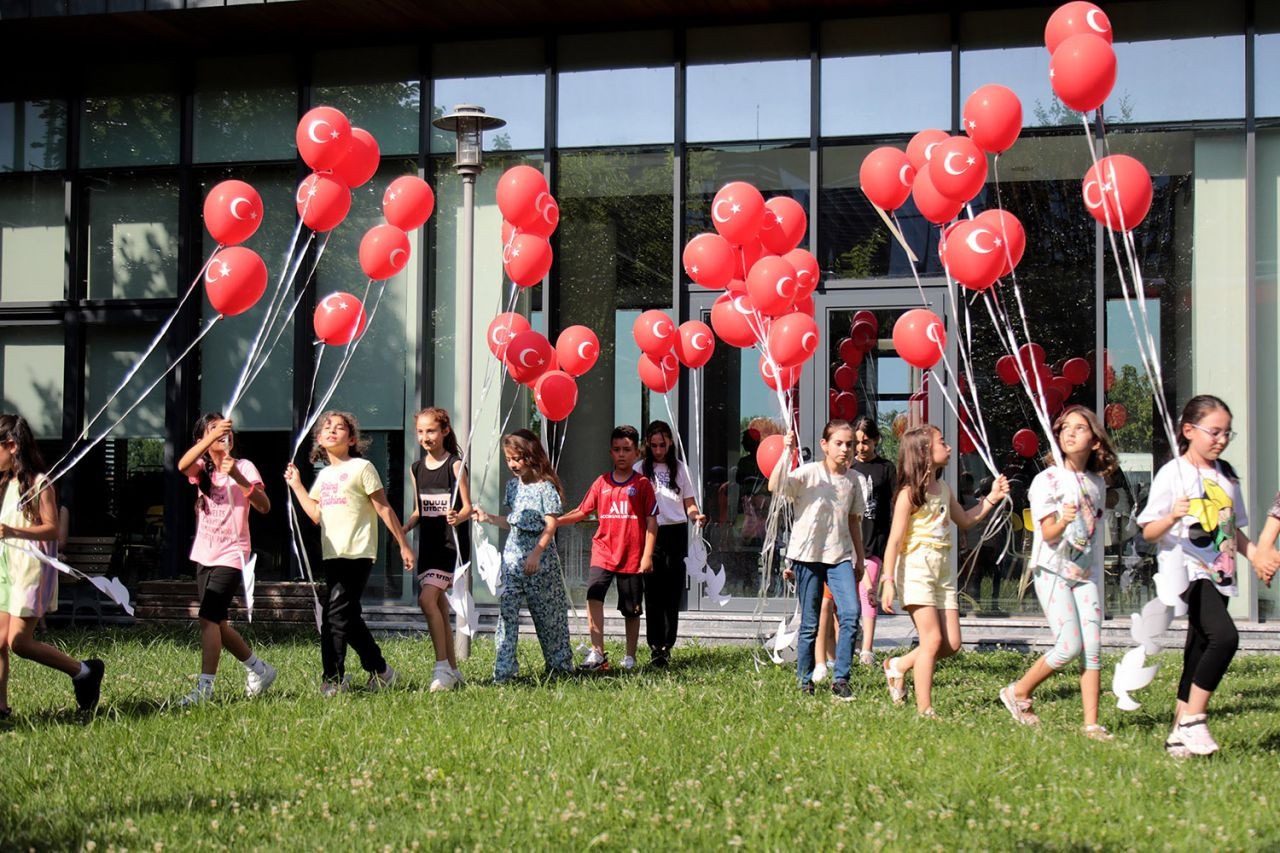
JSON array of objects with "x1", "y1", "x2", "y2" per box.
[{"x1": 903, "y1": 480, "x2": 952, "y2": 554}]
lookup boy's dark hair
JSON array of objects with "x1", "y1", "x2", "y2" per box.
[{"x1": 611, "y1": 425, "x2": 640, "y2": 448}]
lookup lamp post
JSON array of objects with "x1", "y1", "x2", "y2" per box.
[{"x1": 432, "y1": 104, "x2": 505, "y2": 659}]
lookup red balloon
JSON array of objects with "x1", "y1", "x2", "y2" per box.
[
  {"x1": 358, "y1": 224, "x2": 411, "y2": 281},
  {"x1": 892, "y1": 308, "x2": 945, "y2": 370},
  {"x1": 832, "y1": 391, "x2": 858, "y2": 421},
  {"x1": 1082, "y1": 155, "x2": 1153, "y2": 232},
  {"x1": 910, "y1": 164, "x2": 964, "y2": 225},
  {"x1": 313, "y1": 291, "x2": 367, "y2": 345},
  {"x1": 746, "y1": 255, "x2": 798, "y2": 317},
  {"x1": 382, "y1": 176, "x2": 436, "y2": 231},
  {"x1": 633, "y1": 309, "x2": 677, "y2": 359},
  {"x1": 710, "y1": 293, "x2": 761, "y2": 348},
  {"x1": 929, "y1": 136, "x2": 988, "y2": 202},
  {"x1": 1105, "y1": 402, "x2": 1128, "y2": 429},
  {"x1": 1050, "y1": 376, "x2": 1075, "y2": 400},
  {"x1": 204, "y1": 246, "x2": 267, "y2": 317},
  {"x1": 759, "y1": 196, "x2": 807, "y2": 255},
  {"x1": 1042, "y1": 386, "x2": 1066, "y2": 416},
  {"x1": 296, "y1": 106, "x2": 352, "y2": 172},
  {"x1": 974, "y1": 209, "x2": 1026, "y2": 277},
  {"x1": 534, "y1": 370, "x2": 578, "y2": 421},
  {"x1": 766, "y1": 312, "x2": 819, "y2": 369},
  {"x1": 1013, "y1": 428, "x2": 1039, "y2": 458},
  {"x1": 503, "y1": 233, "x2": 553, "y2": 287},
  {"x1": 674, "y1": 320, "x2": 716, "y2": 369},
  {"x1": 496, "y1": 165, "x2": 550, "y2": 230},
  {"x1": 733, "y1": 237, "x2": 765, "y2": 281},
  {"x1": 203, "y1": 180, "x2": 263, "y2": 246},
  {"x1": 834, "y1": 363, "x2": 857, "y2": 391},
  {"x1": 555, "y1": 325, "x2": 599, "y2": 377},
  {"x1": 331, "y1": 128, "x2": 380, "y2": 189},
  {"x1": 942, "y1": 219, "x2": 1004, "y2": 291},
  {"x1": 852, "y1": 310, "x2": 877, "y2": 329},
  {"x1": 1018, "y1": 343, "x2": 1046, "y2": 372},
  {"x1": 760, "y1": 355, "x2": 801, "y2": 392},
  {"x1": 486, "y1": 312, "x2": 531, "y2": 359},
  {"x1": 906, "y1": 129, "x2": 949, "y2": 174},
  {"x1": 1062, "y1": 357, "x2": 1091, "y2": 385},
  {"x1": 851, "y1": 319, "x2": 877, "y2": 350},
  {"x1": 519, "y1": 193, "x2": 559, "y2": 239},
  {"x1": 963, "y1": 85, "x2": 1023, "y2": 154},
  {"x1": 839, "y1": 337, "x2": 863, "y2": 367},
  {"x1": 958, "y1": 425, "x2": 977, "y2": 455},
  {"x1": 1050, "y1": 33, "x2": 1116, "y2": 113},
  {"x1": 1045, "y1": 1, "x2": 1113, "y2": 54},
  {"x1": 996, "y1": 354, "x2": 1020, "y2": 385},
  {"x1": 501, "y1": 220, "x2": 517, "y2": 250},
  {"x1": 860, "y1": 146, "x2": 915, "y2": 212},
  {"x1": 726, "y1": 277, "x2": 746, "y2": 294},
  {"x1": 756, "y1": 433, "x2": 796, "y2": 479},
  {"x1": 683, "y1": 233, "x2": 736, "y2": 290},
  {"x1": 783, "y1": 248, "x2": 820, "y2": 298},
  {"x1": 638, "y1": 352, "x2": 680, "y2": 393},
  {"x1": 296, "y1": 173, "x2": 351, "y2": 232},
  {"x1": 504, "y1": 329, "x2": 554, "y2": 384},
  {"x1": 710, "y1": 181, "x2": 766, "y2": 246}
]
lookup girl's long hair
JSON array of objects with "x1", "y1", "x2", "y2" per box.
[
  {"x1": 0, "y1": 414, "x2": 48, "y2": 524},
  {"x1": 1047, "y1": 405, "x2": 1118, "y2": 478},
  {"x1": 895, "y1": 424, "x2": 940, "y2": 510},
  {"x1": 309, "y1": 411, "x2": 370, "y2": 464},
  {"x1": 642, "y1": 420, "x2": 682, "y2": 495},
  {"x1": 192, "y1": 412, "x2": 227, "y2": 501},
  {"x1": 1176, "y1": 394, "x2": 1238, "y2": 479},
  {"x1": 416, "y1": 407, "x2": 461, "y2": 456},
  {"x1": 503, "y1": 431, "x2": 564, "y2": 499}
]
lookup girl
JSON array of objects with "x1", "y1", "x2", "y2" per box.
[
  {"x1": 474, "y1": 431, "x2": 573, "y2": 683},
  {"x1": 1137, "y1": 395, "x2": 1261, "y2": 756},
  {"x1": 767, "y1": 421, "x2": 867, "y2": 701},
  {"x1": 999, "y1": 406, "x2": 1116, "y2": 739},
  {"x1": 636, "y1": 421, "x2": 705, "y2": 668},
  {"x1": 403, "y1": 407, "x2": 471, "y2": 693},
  {"x1": 285, "y1": 411, "x2": 415, "y2": 696},
  {"x1": 851, "y1": 415, "x2": 896, "y2": 666},
  {"x1": 176, "y1": 413, "x2": 275, "y2": 705},
  {"x1": 0, "y1": 414, "x2": 104, "y2": 716},
  {"x1": 880, "y1": 425, "x2": 1008, "y2": 716}
]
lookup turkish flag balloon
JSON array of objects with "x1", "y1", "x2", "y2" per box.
[
  {"x1": 1012, "y1": 428, "x2": 1039, "y2": 458},
  {"x1": 296, "y1": 173, "x2": 351, "y2": 232},
  {"x1": 906, "y1": 129, "x2": 949, "y2": 173},
  {"x1": 1050, "y1": 33, "x2": 1116, "y2": 113},
  {"x1": 710, "y1": 181, "x2": 766, "y2": 245},
  {"x1": 504, "y1": 329, "x2": 554, "y2": 384},
  {"x1": 638, "y1": 352, "x2": 680, "y2": 393},
  {"x1": 833, "y1": 391, "x2": 858, "y2": 421},
  {"x1": 519, "y1": 194, "x2": 559, "y2": 239},
  {"x1": 1082, "y1": 155, "x2": 1153, "y2": 232},
  {"x1": 839, "y1": 337, "x2": 862, "y2": 367},
  {"x1": 203, "y1": 180, "x2": 263, "y2": 246},
  {"x1": 963, "y1": 85, "x2": 1023, "y2": 154},
  {"x1": 860, "y1": 146, "x2": 915, "y2": 212},
  {"x1": 756, "y1": 433, "x2": 796, "y2": 478},
  {"x1": 633, "y1": 309, "x2": 677, "y2": 358},
  {"x1": 910, "y1": 164, "x2": 964, "y2": 225},
  {"x1": 1105, "y1": 402, "x2": 1128, "y2": 429},
  {"x1": 783, "y1": 248, "x2": 820, "y2": 299},
  {"x1": 892, "y1": 308, "x2": 946, "y2": 370},
  {"x1": 313, "y1": 291, "x2": 368, "y2": 345},
  {"x1": 555, "y1": 325, "x2": 599, "y2": 377},
  {"x1": 204, "y1": 246, "x2": 267, "y2": 316},
  {"x1": 504, "y1": 233, "x2": 554, "y2": 287},
  {"x1": 486, "y1": 312, "x2": 531, "y2": 359},
  {"x1": 496, "y1": 165, "x2": 549, "y2": 230},
  {"x1": 1045, "y1": 1, "x2": 1113, "y2": 54},
  {"x1": 759, "y1": 355, "x2": 802, "y2": 392},
  {"x1": 710, "y1": 293, "x2": 761, "y2": 349},
  {"x1": 834, "y1": 363, "x2": 857, "y2": 391},
  {"x1": 942, "y1": 219, "x2": 1004, "y2": 291},
  {"x1": 382, "y1": 176, "x2": 435, "y2": 231},
  {"x1": 332, "y1": 128, "x2": 380, "y2": 189},
  {"x1": 746, "y1": 255, "x2": 799, "y2": 317},
  {"x1": 766, "y1": 312, "x2": 819, "y2": 369},
  {"x1": 296, "y1": 106, "x2": 352, "y2": 172},
  {"x1": 851, "y1": 319, "x2": 877, "y2": 350},
  {"x1": 1019, "y1": 342, "x2": 1047, "y2": 372},
  {"x1": 995, "y1": 354, "x2": 1020, "y2": 385},
  {"x1": 682, "y1": 232, "x2": 736, "y2": 290},
  {"x1": 534, "y1": 370, "x2": 578, "y2": 421},
  {"x1": 974, "y1": 209, "x2": 1026, "y2": 277},
  {"x1": 674, "y1": 320, "x2": 716, "y2": 369},
  {"x1": 1062, "y1": 357, "x2": 1091, "y2": 385},
  {"x1": 759, "y1": 196, "x2": 807, "y2": 255},
  {"x1": 929, "y1": 136, "x2": 988, "y2": 202},
  {"x1": 358, "y1": 224, "x2": 411, "y2": 281},
  {"x1": 732, "y1": 237, "x2": 765, "y2": 281}
]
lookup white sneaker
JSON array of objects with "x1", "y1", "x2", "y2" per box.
[
  {"x1": 811, "y1": 661, "x2": 829, "y2": 684},
  {"x1": 366, "y1": 666, "x2": 398, "y2": 692},
  {"x1": 451, "y1": 667, "x2": 465, "y2": 687},
  {"x1": 430, "y1": 665, "x2": 459, "y2": 693},
  {"x1": 1177, "y1": 715, "x2": 1220, "y2": 756},
  {"x1": 177, "y1": 682, "x2": 213, "y2": 706},
  {"x1": 578, "y1": 649, "x2": 608, "y2": 671},
  {"x1": 621, "y1": 655, "x2": 637, "y2": 671},
  {"x1": 320, "y1": 675, "x2": 351, "y2": 697},
  {"x1": 245, "y1": 662, "x2": 277, "y2": 698}
]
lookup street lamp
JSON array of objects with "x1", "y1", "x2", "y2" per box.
[{"x1": 432, "y1": 104, "x2": 505, "y2": 659}]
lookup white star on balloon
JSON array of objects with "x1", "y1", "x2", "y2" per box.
[
  {"x1": 329, "y1": 129, "x2": 340, "y2": 139},
  {"x1": 966, "y1": 156, "x2": 977, "y2": 166},
  {"x1": 511, "y1": 248, "x2": 521, "y2": 257},
  {"x1": 690, "y1": 265, "x2": 699, "y2": 274},
  {"x1": 730, "y1": 203, "x2": 741, "y2": 214},
  {"x1": 967, "y1": 119, "x2": 976, "y2": 129},
  {"x1": 1102, "y1": 181, "x2": 1114, "y2": 192},
  {"x1": 994, "y1": 237, "x2": 1004, "y2": 247},
  {"x1": 338, "y1": 300, "x2": 349, "y2": 310},
  {"x1": 775, "y1": 215, "x2": 784, "y2": 225},
  {"x1": 388, "y1": 191, "x2": 398, "y2": 201},
  {"x1": 217, "y1": 262, "x2": 231, "y2": 278}
]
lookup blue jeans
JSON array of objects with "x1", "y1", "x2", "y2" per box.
[{"x1": 794, "y1": 559, "x2": 861, "y2": 687}]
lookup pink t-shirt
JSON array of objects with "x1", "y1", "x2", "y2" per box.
[{"x1": 188, "y1": 459, "x2": 262, "y2": 568}]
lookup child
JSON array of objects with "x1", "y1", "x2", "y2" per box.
[
  {"x1": 1137, "y1": 395, "x2": 1262, "y2": 757},
  {"x1": 474, "y1": 431, "x2": 573, "y2": 682},
  {"x1": 176, "y1": 413, "x2": 276, "y2": 705},
  {"x1": 880, "y1": 424, "x2": 1008, "y2": 716},
  {"x1": 636, "y1": 421, "x2": 705, "y2": 667},
  {"x1": 999, "y1": 406, "x2": 1115, "y2": 739},
  {"x1": 403, "y1": 407, "x2": 470, "y2": 692},
  {"x1": 768, "y1": 421, "x2": 868, "y2": 700},
  {"x1": 851, "y1": 415, "x2": 896, "y2": 666},
  {"x1": 0, "y1": 414, "x2": 104, "y2": 716},
  {"x1": 285, "y1": 411, "x2": 415, "y2": 695},
  {"x1": 558, "y1": 425, "x2": 657, "y2": 671}
]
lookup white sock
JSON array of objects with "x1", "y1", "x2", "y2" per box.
[
  {"x1": 433, "y1": 660, "x2": 449, "y2": 672},
  {"x1": 243, "y1": 654, "x2": 265, "y2": 674},
  {"x1": 73, "y1": 662, "x2": 89, "y2": 680},
  {"x1": 197, "y1": 673, "x2": 215, "y2": 692}
]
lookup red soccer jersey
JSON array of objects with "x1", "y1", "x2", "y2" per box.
[{"x1": 576, "y1": 471, "x2": 658, "y2": 573}]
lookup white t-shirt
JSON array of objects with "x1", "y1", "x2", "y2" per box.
[
  {"x1": 1137, "y1": 458, "x2": 1248, "y2": 597},
  {"x1": 779, "y1": 461, "x2": 866, "y2": 564},
  {"x1": 632, "y1": 459, "x2": 696, "y2": 526},
  {"x1": 1028, "y1": 465, "x2": 1104, "y2": 582}
]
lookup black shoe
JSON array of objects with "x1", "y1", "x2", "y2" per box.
[
  {"x1": 73, "y1": 659, "x2": 105, "y2": 711},
  {"x1": 800, "y1": 682, "x2": 815, "y2": 696},
  {"x1": 650, "y1": 650, "x2": 669, "y2": 668},
  {"x1": 0, "y1": 707, "x2": 11, "y2": 721},
  {"x1": 831, "y1": 679, "x2": 855, "y2": 702}
]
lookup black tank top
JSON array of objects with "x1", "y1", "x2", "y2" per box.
[{"x1": 411, "y1": 454, "x2": 470, "y2": 564}]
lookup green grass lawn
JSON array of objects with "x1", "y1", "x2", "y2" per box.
[{"x1": 2, "y1": 627, "x2": 1280, "y2": 851}]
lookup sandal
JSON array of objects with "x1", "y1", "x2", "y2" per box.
[
  {"x1": 859, "y1": 650, "x2": 875, "y2": 666},
  {"x1": 1082, "y1": 724, "x2": 1114, "y2": 742},
  {"x1": 999, "y1": 683, "x2": 1041, "y2": 726},
  {"x1": 883, "y1": 657, "x2": 908, "y2": 705},
  {"x1": 918, "y1": 707, "x2": 939, "y2": 719}
]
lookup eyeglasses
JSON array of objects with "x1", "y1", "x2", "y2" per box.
[
  {"x1": 1058, "y1": 424, "x2": 1092, "y2": 435},
  {"x1": 1189, "y1": 422, "x2": 1236, "y2": 443}
]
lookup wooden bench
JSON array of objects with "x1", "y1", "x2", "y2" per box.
[
  {"x1": 135, "y1": 579, "x2": 323, "y2": 626},
  {"x1": 59, "y1": 536, "x2": 119, "y2": 625}
]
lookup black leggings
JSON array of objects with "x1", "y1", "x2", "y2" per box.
[
  {"x1": 320, "y1": 558, "x2": 388, "y2": 681},
  {"x1": 1177, "y1": 579, "x2": 1239, "y2": 702},
  {"x1": 645, "y1": 523, "x2": 688, "y2": 651}
]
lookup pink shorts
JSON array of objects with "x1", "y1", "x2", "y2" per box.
[{"x1": 419, "y1": 569, "x2": 453, "y2": 591}]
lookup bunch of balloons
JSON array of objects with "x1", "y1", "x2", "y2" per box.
[
  {"x1": 293, "y1": 105, "x2": 383, "y2": 233},
  {"x1": 484, "y1": 313, "x2": 597, "y2": 422},
  {"x1": 632, "y1": 309, "x2": 717, "y2": 394},
  {"x1": 202, "y1": 179, "x2": 269, "y2": 317},
  {"x1": 827, "y1": 310, "x2": 879, "y2": 421},
  {"x1": 497, "y1": 165, "x2": 558, "y2": 288}
]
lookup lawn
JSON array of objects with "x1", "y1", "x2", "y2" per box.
[{"x1": 1, "y1": 627, "x2": 1279, "y2": 851}]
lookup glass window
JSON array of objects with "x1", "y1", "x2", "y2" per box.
[
  {"x1": 686, "y1": 144, "x2": 809, "y2": 244},
  {"x1": 85, "y1": 172, "x2": 179, "y2": 300},
  {"x1": 557, "y1": 31, "x2": 674, "y2": 147},
  {"x1": 687, "y1": 24, "x2": 810, "y2": 143},
  {"x1": 193, "y1": 55, "x2": 298, "y2": 163},
  {"x1": 0, "y1": 174, "x2": 65, "y2": 301},
  {"x1": 959, "y1": 9, "x2": 1061, "y2": 130},
  {"x1": 80, "y1": 63, "x2": 180, "y2": 168},
  {"x1": 1257, "y1": 129, "x2": 1280, "y2": 618},
  {"x1": 85, "y1": 326, "x2": 167, "y2": 438},
  {"x1": 431, "y1": 39, "x2": 544, "y2": 153},
  {"x1": 313, "y1": 47, "x2": 421, "y2": 157},
  {"x1": 822, "y1": 15, "x2": 951, "y2": 137},
  {"x1": 1260, "y1": 6, "x2": 1280, "y2": 120},
  {"x1": 0, "y1": 326, "x2": 64, "y2": 438},
  {"x1": 0, "y1": 99, "x2": 67, "y2": 172}
]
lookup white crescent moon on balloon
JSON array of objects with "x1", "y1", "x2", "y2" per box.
[
  {"x1": 762, "y1": 360, "x2": 776, "y2": 379},
  {"x1": 774, "y1": 276, "x2": 796, "y2": 299},
  {"x1": 732, "y1": 296, "x2": 754, "y2": 316},
  {"x1": 965, "y1": 228, "x2": 996, "y2": 255},
  {"x1": 925, "y1": 323, "x2": 945, "y2": 345},
  {"x1": 491, "y1": 328, "x2": 511, "y2": 346},
  {"x1": 542, "y1": 204, "x2": 559, "y2": 225},
  {"x1": 924, "y1": 141, "x2": 942, "y2": 162},
  {"x1": 898, "y1": 164, "x2": 913, "y2": 188},
  {"x1": 389, "y1": 248, "x2": 407, "y2": 267},
  {"x1": 295, "y1": 181, "x2": 311, "y2": 205},
  {"x1": 1086, "y1": 8, "x2": 1109, "y2": 33},
  {"x1": 308, "y1": 119, "x2": 334, "y2": 145},
  {"x1": 533, "y1": 192, "x2": 551, "y2": 212},
  {"x1": 229, "y1": 197, "x2": 253, "y2": 221},
  {"x1": 517, "y1": 348, "x2": 539, "y2": 368},
  {"x1": 1082, "y1": 178, "x2": 1104, "y2": 210},
  {"x1": 661, "y1": 355, "x2": 678, "y2": 372},
  {"x1": 653, "y1": 321, "x2": 672, "y2": 339},
  {"x1": 801, "y1": 332, "x2": 818, "y2": 351},
  {"x1": 691, "y1": 332, "x2": 711, "y2": 351},
  {"x1": 712, "y1": 199, "x2": 733, "y2": 223},
  {"x1": 943, "y1": 151, "x2": 968, "y2": 177},
  {"x1": 577, "y1": 341, "x2": 594, "y2": 360},
  {"x1": 204, "y1": 265, "x2": 221, "y2": 284}
]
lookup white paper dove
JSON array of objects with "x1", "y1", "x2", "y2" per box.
[
  {"x1": 87, "y1": 575, "x2": 135, "y2": 617},
  {"x1": 1130, "y1": 598, "x2": 1173, "y2": 655},
  {"x1": 685, "y1": 535, "x2": 709, "y2": 584},
  {"x1": 446, "y1": 560, "x2": 481, "y2": 637},
  {"x1": 241, "y1": 552, "x2": 257, "y2": 622},
  {"x1": 767, "y1": 604, "x2": 801, "y2": 664},
  {"x1": 704, "y1": 563, "x2": 732, "y2": 607},
  {"x1": 473, "y1": 534, "x2": 503, "y2": 597}
]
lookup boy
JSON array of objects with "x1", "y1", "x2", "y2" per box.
[{"x1": 559, "y1": 425, "x2": 658, "y2": 671}]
